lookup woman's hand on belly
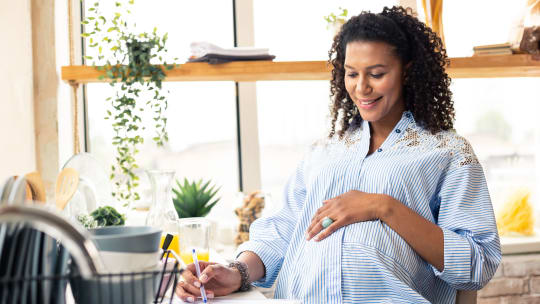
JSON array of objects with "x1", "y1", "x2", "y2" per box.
[
  {"x1": 305, "y1": 191, "x2": 444, "y2": 271},
  {"x1": 305, "y1": 190, "x2": 387, "y2": 241}
]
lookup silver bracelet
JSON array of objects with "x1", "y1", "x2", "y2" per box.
[{"x1": 228, "y1": 261, "x2": 251, "y2": 291}]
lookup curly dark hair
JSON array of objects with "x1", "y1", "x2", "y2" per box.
[{"x1": 328, "y1": 6, "x2": 454, "y2": 138}]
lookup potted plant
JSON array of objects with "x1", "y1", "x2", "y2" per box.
[
  {"x1": 172, "y1": 178, "x2": 221, "y2": 218},
  {"x1": 81, "y1": 0, "x2": 175, "y2": 207},
  {"x1": 77, "y1": 205, "x2": 126, "y2": 228},
  {"x1": 172, "y1": 178, "x2": 220, "y2": 261}
]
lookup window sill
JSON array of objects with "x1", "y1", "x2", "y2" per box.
[{"x1": 501, "y1": 233, "x2": 540, "y2": 255}]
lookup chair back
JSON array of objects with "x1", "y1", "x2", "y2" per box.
[{"x1": 456, "y1": 290, "x2": 477, "y2": 304}]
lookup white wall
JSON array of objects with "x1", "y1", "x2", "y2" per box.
[{"x1": 0, "y1": 0, "x2": 36, "y2": 181}]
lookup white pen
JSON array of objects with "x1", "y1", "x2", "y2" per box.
[{"x1": 192, "y1": 248, "x2": 208, "y2": 303}]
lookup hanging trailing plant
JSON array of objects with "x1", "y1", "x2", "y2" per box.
[{"x1": 82, "y1": 0, "x2": 175, "y2": 206}]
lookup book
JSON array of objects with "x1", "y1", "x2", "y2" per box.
[
  {"x1": 473, "y1": 42, "x2": 514, "y2": 56},
  {"x1": 473, "y1": 43, "x2": 512, "y2": 51},
  {"x1": 473, "y1": 49, "x2": 513, "y2": 56}
]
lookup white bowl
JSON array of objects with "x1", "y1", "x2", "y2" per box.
[{"x1": 98, "y1": 250, "x2": 161, "y2": 273}]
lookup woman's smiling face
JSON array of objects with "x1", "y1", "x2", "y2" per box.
[{"x1": 344, "y1": 40, "x2": 406, "y2": 130}]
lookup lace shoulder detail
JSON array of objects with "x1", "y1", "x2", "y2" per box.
[
  {"x1": 310, "y1": 125, "x2": 363, "y2": 151},
  {"x1": 393, "y1": 122, "x2": 479, "y2": 169}
]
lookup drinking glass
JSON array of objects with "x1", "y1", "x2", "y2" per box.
[{"x1": 178, "y1": 217, "x2": 210, "y2": 265}]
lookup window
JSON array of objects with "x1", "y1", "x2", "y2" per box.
[{"x1": 83, "y1": 1, "x2": 240, "y2": 222}]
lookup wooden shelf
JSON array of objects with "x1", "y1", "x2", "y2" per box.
[
  {"x1": 61, "y1": 54, "x2": 540, "y2": 83},
  {"x1": 448, "y1": 54, "x2": 540, "y2": 78},
  {"x1": 61, "y1": 61, "x2": 332, "y2": 83}
]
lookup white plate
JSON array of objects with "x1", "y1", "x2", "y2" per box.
[
  {"x1": 7, "y1": 176, "x2": 28, "y2": 205},
  {"x1": 63, "y1": 153, "x2": 112, "y2": 211},
  {"x1": 1, "y1": 225, "x2": 24, "y2": 302},
  {"x1": 30, "y1": 231, "x2": 42, "y2": 304},
  {"x1": 64, "y1": 178, "x2": 98, "y2": 221},
  {"x1": 0, "y1": 176, "x2": 16, "y2": 203},
  {"x1": 19, "y1": 229, "x2": 35, "y2": 303},
  {"x1": 41, "y1": 234, "x2": 56, "y2": 304},
  {"x1": 51, "y1": 245, "x2": 69, "y2": 304}
]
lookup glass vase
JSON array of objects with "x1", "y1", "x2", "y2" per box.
[{"x1": 145, "y1": 170, "x2": 179, "y2": 253}]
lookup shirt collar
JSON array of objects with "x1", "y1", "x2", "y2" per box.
[{"x1": 360, "y1": 111, "x2": 414, "y2": 152}]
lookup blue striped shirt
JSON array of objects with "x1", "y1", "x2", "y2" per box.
[{"x1": 237, "y1": 111, "x2": 501, "y2": 303}]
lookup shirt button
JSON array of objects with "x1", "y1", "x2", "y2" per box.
[
  {"x1": 377, "y1": 148, "x2": 383, "y2": 152},
  {"x1": 395, "y1": 129, "x2": 401, "y2": 133}
]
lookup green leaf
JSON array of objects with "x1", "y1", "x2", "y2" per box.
[{"x1": 172, "y1": 178, "x2": 221, "y2": 218}]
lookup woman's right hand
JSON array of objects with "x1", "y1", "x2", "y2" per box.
[{"x1": 176, "y1": 261, "x2": 242, "y2": 303}]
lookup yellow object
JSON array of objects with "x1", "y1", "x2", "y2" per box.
[
  {"x1": 160, "y1": 233, "x2": 180, "y2": 256},
  {"x1": 179, "y1": 250, "x2": 210, "y2": 265},
  {"x1": 421, "y1": 0, "x2": 445, "y2": 46},
  {"x1": 496, "y1": 188, "x2": 535, "y2": 236}
]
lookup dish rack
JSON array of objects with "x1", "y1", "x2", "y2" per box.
[
  {"x1": 0, "y1": 265, "x2": 183, "y2": 304},
  {"x1": 0, "y1": 205, "x2": 184, "y2": 304}
]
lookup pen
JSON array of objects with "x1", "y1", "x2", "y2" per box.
[{"x1": 192, "y1": 248, "x2": 208, "y2": 303}]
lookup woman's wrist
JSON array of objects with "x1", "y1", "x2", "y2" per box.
[
  {"x1": 376, "y1": 194, "x2": 397, "y2": 222},
  {"x1": 228, "y1": 261, "x2": 251, "y2": 292}
]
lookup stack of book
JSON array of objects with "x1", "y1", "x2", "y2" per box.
[
  {"x1": 188, "y1": 42, "x2": 275, "y2": 64},
  {"x1": 473, "y1": 43, "x2": 513, "y2": 56}
]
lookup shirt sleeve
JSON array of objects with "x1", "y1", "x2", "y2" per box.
[
  {"x1": 235, "y1": 159, "x2": 306, "y2": 288},
  {"x1": 432, "y1": 162, "x2": 501, "y2": 290}
]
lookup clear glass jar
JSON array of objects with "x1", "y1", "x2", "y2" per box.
[{"x1": 145, "y1": 170, "x2": 179, "y2": 246}]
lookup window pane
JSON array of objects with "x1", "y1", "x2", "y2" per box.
[
  {"x1": 83, "y1": 1, "x2": 239, "y2": 223},
  {"x1": 253, "y1": 0, "x2": 398, "y2": 61},
  {"x1": 86, "y1": 82, "x2": 239, "y2": 217},
  {"x1": 83, "y1": 0, "x2": 235, "y2": 61},
  {"x1": 256, "y1": 81, "x2": 330, "y2": 216},
  {"x1": 452, "y1": 78, "x2": 540, "y2": 222}
]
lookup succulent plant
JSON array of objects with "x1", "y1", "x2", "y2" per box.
[
  {"x1": 90, "y1": 205, "x2": 126, "y2": 227},
  {"x1": 172, "y1": 178, "x2": 220, "y2": 218}
]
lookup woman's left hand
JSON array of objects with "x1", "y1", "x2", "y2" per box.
[{"x1": 306, "y1": 190, "x2": 389, "y2": 241}]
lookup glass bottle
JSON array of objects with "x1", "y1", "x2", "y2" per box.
[{"x1": 145, "y1": 170, "x2": 180, "y2": 253}]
